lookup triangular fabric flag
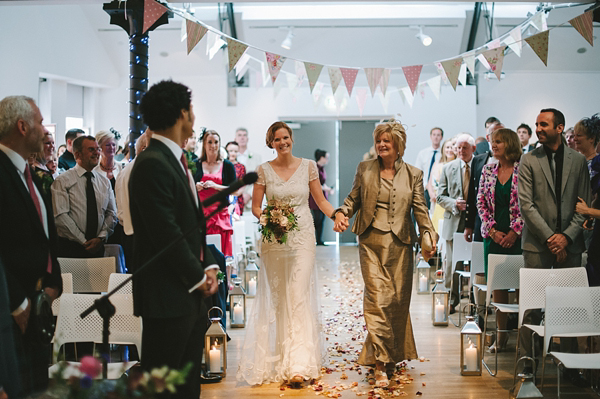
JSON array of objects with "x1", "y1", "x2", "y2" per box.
[
  {"x1": 364, "y1": 68, "x2": 383, "y2": 97},
  {"x1": 477, "y1": 53, "x2": 491, "y2": 70},
  {"x1": 504, "y1": 27, "x2": 522, "y2": 57},
  {"x1": 530, "y1": 11, "x2": 548, "y2": 32},
  {"x1": 265, "y1": 52, "x2": 287, "y2": 84},
  {"x1": 207, "y1": 31, "x2": 225, "y2": 60},
  {"x1": 379, "y1": 69, "x2": 391, "y2": 97},
  {"x1": 481, "y1": 46, "x2": 506, "y2": 81},
  {"x1": 226, "y1": 38, "x2": 248, "y2": 72},
  {"x1": 440, "y1": 57, "x2": 463, "y2": 91},
  {"x1": 235, "y1": 53, "x2": 250, "y2": 77},
  {"x1": 304, "y1": 62, "x2": 324, "y2": 93},
  {"x1": 458, "y1": 63, "x2": 468, "y2": 86},
  {"x1": 328, "y1": 67, "x2": 343, "y2": 95},
  {"x1": 401, "y1": 65, "x2": 423, "y2": 95},
  {"x1": 463, "y1": 54, "x2": 476, "y2": 78},
  {"x1": 312, "y1": 82, "x2": 325, "y2": 111},
  {"x1": 401, "y1": 87, "x2": 414, "y2": 108},
  {"x1": 295, "y1": 61, "x2": 306, "y2": 88},
  {"x1": 426, "y1": 76, "x2": 441, "y2": 100},
  {"x1": 398, "y1": 87, "x2": 406, "y2": 106},
  {"x1": 180, "y1": 19, "x2": 187, "y2": 42},
  {"x1": 378, "y1": 91, "x2": 391, "y2": 114},
  {"x1": 273, "y1": 75, "x2": 283, "y2": 99},
  {"x1": 340, "y1": 67, "x2": 359, "y2": 96},
  {"x1": 186, "y1": 20, "x2": 208, "y2": 54},
  {"x1": 143, "y1": 0, "x2": 167, "y2": 34},
  {"x1": 355, "y1": 88, "x2": 368, "y2": 117},
  {"x1": 569, "y1": 10, "x2": 594, "y2": 46},
  {"x1": 434, "y1": 62, "x2": 448, "y2": 83},
  {"x1": 418, "y1": 83, "x2": 427, "y2": 100},
  {"x1": 333, "y1": 89, "x2": 346, "y2": 115},
  {"x1": 487, "y1": 39, "x2": 502, "y2": 50},
  {"x1": 525, "y1": 30, "x2": 550, "y2": 66}
]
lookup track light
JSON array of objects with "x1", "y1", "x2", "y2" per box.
[
  {"x1": 416, "y1": 26, "x2": 432, "y2": 46},
  {"x1": 281, "y1": 28, "x2": 294, "y2": 50}
]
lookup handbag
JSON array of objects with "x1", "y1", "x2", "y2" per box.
[{"x1": 421, "y1": 230, "x2": 435, "y2": 262}]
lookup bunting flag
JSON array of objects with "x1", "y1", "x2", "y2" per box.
[
  {"x1": 379, "y1": 69, "x2": 391, "y2": 97},
  {"x1": 364, "y1": 68, "x2": 384, "y2": 97},
  {"x1": 426, "y1": 76, "x2": 441, "y2": 100},
  {"x1": 504, "y1": 27, "x2": 522, "y2": 57},
  {"x1": 340, "y1": 67, "x2": 359, "y2": 96},
  {"x1": 260, "y1": 61, "x2": 270, "y2": 88},
  {"x1": 143, "y1": 0, "x2": 167, "y2": 34},
  {"x1": 487, "y1": 39, "x2": 502, "y2": 50},
  {"x1": 207, "y1": 31, "x2": 225, "y2": 60},
  {"x1": 327, "y1": 67, "x2": 343, "y2": 95},
  {"x1": 333, "y1": 89, "x2": 346, "y2": 115},
  {"x1": 273, "y1": 75, "x2": 283, "y2": 99},
  {"x1": 378, "y1": 91, "x2": 391, "y2": 114},
  {"x1": 265, "y1": 52, "x2": 287, "y2": 84},
  {"x1": 312, "y1": 82, "x2": 325, "y2": 111},
  {"x1": 401, "y1": 65, "x2": 423, "y2": 95},
  {"x1": 304, "y1": 62, "x2": 324, "y2": 93},
  {"x1": 294, "y1": 61, "x2": 306, "y2": 89},
  {"x1": 458, "y1": 63, "x2": 468, "y2": 86},
  {"x1": 530, "y1": 11, "x2": 548, "y2": 32},
  {"x1": 477, "y1": 53, "x2": 491, "y2": 70},
  {"x1": 569, "y1": 10, "x2": 594, "y2": 46},
  {"x1": 434, "y1": 62, "x2": 449, "y2": 83},
  {"x1": 235, "y1": 53, "x2": 250, "y2": 77},
  {"x1": 481, "y1": 45, "x2": 506, "y2": 81},
  {"x1": 525, "y1": 30, "x2": 550, "y2": 66},
  {"x1": 226, "y1": 38, "x2": 248, "y2": 72},
  {"x1": 355, "y1": 88, "x2": 368, "y2": 117},
  {"x1": 180, "y1": 19, "x2": 187, "y2": 42},
  {"x1": 418, "y1": 83, "x2": 427, "y2": 100},
  {"x1": 440, "y1": 57, "x2": 463, "y2": 90},
  {"x1": 186, "y1": 20, "x2": 208, "y2": 54},
  {"x1": 463, "y1": 54, "x2": 476, "y2": 78},
  {"x1": 400, "y1": 87, "x2": 414, "y2": 108}
]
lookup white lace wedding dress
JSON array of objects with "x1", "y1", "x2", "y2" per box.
[{"x1": 237, "y1": 158, "x2": 325, "y2": 385}]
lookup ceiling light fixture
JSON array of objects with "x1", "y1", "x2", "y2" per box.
[
  {"x1": 415, "y1": 26, "x2": 432, "y2": 46},
  {"x1": 281, "y1": 27, "x2": 294, "y2": 50}
]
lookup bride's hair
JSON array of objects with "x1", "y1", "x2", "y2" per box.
[
  {"x1": 373, "y1": 118, "x2": 407, "y2": 158},
  {"x1": 266, "y1": 121, "x2": 294, "y2": 149}
]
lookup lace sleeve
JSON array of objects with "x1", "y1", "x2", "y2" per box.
[
  {"x1": 308, "y1": 160, "x2": 319, "y2": 182},
  {"x1": 256, "y1": 164, "x2": 266, "y2": 186}
]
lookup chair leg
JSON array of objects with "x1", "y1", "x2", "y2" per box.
[
  {"x1": 541, "y1": 353, "x2": 546, "y2": 391},
  {"x1": 557, "y1": 361, "x2": 562, "y2": 399},
  {"x1": 482, "y1": 306, "x2": 497, "y2": 376},
  {"x1": 515, "y1": 328, "x2": 521, "y2": 365}
]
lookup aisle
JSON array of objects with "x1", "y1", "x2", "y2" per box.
[{"x1": 202, "y1": 245, "x2": 594, "y2": 399}]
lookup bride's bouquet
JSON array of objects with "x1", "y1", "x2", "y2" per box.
[{"x1": 259, "y1": 198, "x2": 299, "y2": 244}]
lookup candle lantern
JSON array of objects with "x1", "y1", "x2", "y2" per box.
[
  {"x1": 460, "y1": 315, "x2": 482, "y2": 376},
  {"x1": 431, "y1": 278, "x2": 449, "y2": 326},
  {"x1": 245, "y1": 250, "x2": 259, "y2": 298},
  {"x1": 229, "y1": 278, "x2": 246, "y2": 328},
  {"x1": 509, "y1": 357, "x2": 542, "y2": 398},
  {"x1": 416, "y1": 260, "x2": 431, "y2": 295},
  {"x1": 236, "y1": 252, "x2": 246, "y2": 288},
  {"x1": 204, "y1": 307, "x2": 227, "y2": 376}
]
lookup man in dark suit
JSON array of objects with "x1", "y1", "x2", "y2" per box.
[
  {"x1": 57, "y1": 128, "x2": 84, "y2": 171},
  {"x1": 517, "y1": 123, "x2": 535, "y2": 154},
  {"x1": 130, "y1": 81, "x2": 218, "y2": 399},
  {"x1": 0, "y1": 95, "x2": 62, "y2": 397}
]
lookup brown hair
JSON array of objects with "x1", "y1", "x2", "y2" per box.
[
  {"x1": 200, "y1": 130, "x2": 222, "y2": 162},
  {"x1": 373, "y1": 119, "x2": 407, "y2": 158},
  {"x1": 491, "y1": 128, "x2": 522, "y2": 163},
  {"x1": 266, "y1": 121, "x2": 293, "y2": 149}
]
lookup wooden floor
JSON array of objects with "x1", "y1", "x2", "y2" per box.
[{"x1": 202, "y1": 245, "x2": 598, "y2": 398}]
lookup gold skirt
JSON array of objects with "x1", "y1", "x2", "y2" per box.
[{"x1": 357, "y1": 227, "x2": 417, "y2": 365}]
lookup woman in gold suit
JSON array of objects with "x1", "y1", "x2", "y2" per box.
[{"x1": 334, "y1": 119, "x2": 437, "y2": 387}]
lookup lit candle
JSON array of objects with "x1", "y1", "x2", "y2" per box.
[
  {"x1": 435, "y1": 300, "x2": 445, "y2": 322},
  {"x1": 233, "y1": 303, "x2": 243, "y2": 325},
  {"x1": 465, "y1": 343, "x2": 478, "y2": 371},
  {"x1": 209, "y1": 343, "x2": 221, "y2": 373},
  {"x1": 419, "y1": 275, "x2": 428, "y2": 292},
  {"x1": 248, "y1": 278, "x2": 257, "y2": 296}
]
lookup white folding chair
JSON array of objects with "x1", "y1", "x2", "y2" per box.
[
  {"x1": 481, "y1": 254, "x2": 523, "y2": 376},
  {"x1": 52, "y1": 273, "x2": 73, "y2": 316},
  {"x1": 517, "y1": 268, "x2": 589, "y2": 367},
  {"x1": 450, "y1": 232, "x2": 472, "y2": 326},
  {"x1": 542, "y1": 286, "x2": 600, "y2": 398},
  {"x1": 206, "y1": 234, "x2": 222, "y2": 253},
  {"x1": 108, "y1": 273, "x2": 132, "y2": 295},
  {"x1": 233, "y1": 220, "x2": 247, "y2": 255},
  {"x1": 57, "y1": 257, "x2": 115, "y2": 293}
]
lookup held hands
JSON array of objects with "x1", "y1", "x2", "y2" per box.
[
  {"x1": 547, "y1": 233, "x2": 568, "y2": 256},
  {"x1": 333, "y1": 212, "x2": 349, "y2": 233},
  {"x1": 455, "y1": 198, "x2": 467, "y2": 212},
  {"x1": 196, "y1": 181, "x2": 217, "y2": 191},
  {"x1": 84, "y1": 238, "x2": 104, "y2": 254},
  {"x1": 575, "y1": 197, "x2": 590, "y2": 216}
]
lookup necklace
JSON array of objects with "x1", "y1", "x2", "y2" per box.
[{"x1": 99, "y1": 162, "x2": 115, "y2": 172}]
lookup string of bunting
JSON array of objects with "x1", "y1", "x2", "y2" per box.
[{"x1": 143, "y1": 0, "x2": 596, "y2": 114}]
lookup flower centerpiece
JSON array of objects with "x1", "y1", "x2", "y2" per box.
[{"x1": 259, "y1": 198, "x2": 299, "y2": 244}]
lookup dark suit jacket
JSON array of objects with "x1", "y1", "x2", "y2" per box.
[
  {"x1": 58, "y1": 150, "x2": 76, "y2": 171},
  {"x1": 0, "y1": 258, "x2": 20, "y2": 398},
  {"x1": 474, "y1": 140, "x2": 490, "y2": 156},
  {"x1": 129, "y1": 139, "x2": 216, "y2": 319},
  {"x1": 0, "y1": 150, "x2": 62, "y2": 314},
  {"x1": 465, "y1": 152, "x2": 491, "y2": 241}
]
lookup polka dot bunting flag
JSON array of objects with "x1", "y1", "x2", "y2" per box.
[
  {"x1": 401, "y1": 65, "x2": 423, "y2": 95},
  {"x1": 143, "y1": 0, "x2": 168, "y2": 34}
]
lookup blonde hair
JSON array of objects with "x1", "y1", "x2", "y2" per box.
[
  {"x1": 491, "y1": 128, "x2": 522, "y2": 163},
  {"x1": 373, "y1": 118, "x2": 407, "y2": 158},
  {"x1": 95, "y1": 130, "x2": 117, "y2": 147},
  {"x1": 439, "y1": 139, "x2": 456, "y2": 163}
]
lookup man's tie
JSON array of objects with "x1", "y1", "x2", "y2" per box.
[
  {"x1": 550, "y1": 152, "x2": 556, "y2": 185},
  {"x1": 463, "y1": 164, "x2": 470, "y2": 201},
  {"x1": 427, "y1": 150, "x2": 437, "y2": 183},
  {"x1": 24, "y1": 166, "x2": 52, "y2": 273},
  {"x1": 84, "y1": 172, "x2": 98, "y2": 241},
  {"x1": 180, "y1": 154, "x2": 204, "y2": 262}
]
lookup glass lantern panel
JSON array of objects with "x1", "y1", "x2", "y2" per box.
[{"x1": 462, "y1": 334, "x2": 481, "y2": 372}]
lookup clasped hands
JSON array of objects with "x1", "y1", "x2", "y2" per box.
[
  {"x1": 491, "y1": 228, "x2": 518, "y2": 249},
  {"x1": 196, "y1": 268, "x2": 219, "y2": 298},
  {"x1": 547, "y1": 233, "x2": 568, "y2": 263},
  {"x1": 333, "y1": 212, "x2": 349, "y2": 233}
]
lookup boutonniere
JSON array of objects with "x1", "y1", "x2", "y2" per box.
[{"x1": 248, "y1": 152, "x2": 253, "y2": 159}]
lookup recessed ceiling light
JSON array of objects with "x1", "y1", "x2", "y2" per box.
[
  {"x1": 160, "y1": 51, "x2": 169, "y2": 57},
  {"x1": 577, "y1": 47, "x2": 587, "y2": 54}
]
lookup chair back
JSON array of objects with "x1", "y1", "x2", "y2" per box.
[
  {"x1": 485, "y1": 254, "x2": 524, "y2": 305},
  {"x1": 544, "y1": 286, "x2": 600, "y2": 356},
  {"x1": 108, "y1": 273, "x2": 132, "y2": 295},
  {"x1": 452, "y1": 232, "x2": 472, "y2": 268},
  {"x1": 57, "y1": 257, "x2": 115, "y2": 293},
  {"x1": 519, "y1": 267, "x2": 588, "y2": 328},
  {"x1": 206, "y1": 234, "x2": 222, "y2": 252},
  {"x1": 233, "y1": 220, "x2": 247, "y2": 255},
  {"x1": 469, "y1": 241, "x2": 485, "y2": 291},
  {"x1": 52, "y1": 273, "x2": 73, "y2": 316}
]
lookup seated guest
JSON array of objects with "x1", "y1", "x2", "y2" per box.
[
  {"x1": 194, "y1": 130, "x2": 236, "y2": 257},
  {"x1": 58, "y1": 128, "x2": 84, "y2": 171},
  {"x1": 52, "y1": 135, "x2": 116, "y2": 258},
  {"x1": 476, "y1": 128, "x2": 524, "y2": 352},
  {"x1": 225, "y1": 140, "x2": 246, "y2": 216},
  {"x1": 517, "y1": 123, "x2": 535, "y2": 153},
  {"x1": 94, "y1": 129, "x2": 123, "y2": 191}
]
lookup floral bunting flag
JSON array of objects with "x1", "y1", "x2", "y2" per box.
[
  {"x1": 569, "y1": 10, "x2": 594, "y2": 46},
  {"x1": 401, "y1": 87, "x2": 414, "y2": 108},
  {"x1": 378, "y1": 91, "x2": 391, "y2": 114},
  {"x1": 440, "y1": 57, "x2": 463, "y2": 91},
  {"x1": 426, "y1": 76, "x2": 442, "y2": 100},
  {"x1": 434, "y1": 62, "x2": 448, "y2": 83},
  {"x1": 294, "y1": 61, "x2": 306, "y2": 89},
  {"x1": 477, "y1": 53, "x2": 491, "y2": 70},
  {"x1": 226, "y1": 38, "x2": 248, "y2": 72},
  {"x1": 379, "y1": 69, "x2": 391, "y2": 97},
  {"x1": 186, "y1": 20, "x2": 208, "y2": 54},
  {"x1": 525, "y1": 30, "x2": 550, "y2": 66},
  {"x1": 328, "y1": 67, "x2": 343, "y2": 95},
  {"x1": 419, "y1": 83, "x2": 427, "y2": 99},
  {"x1": 481, "y1": 45, "x2": 506, "y2": 81},
  {"x1": 340, "y1": 68, "x2": 359, "y2": 96},
  {"x1": 364, "y1": 68, "x2": 383, "y2": 97},
  {"x1": 504, "y1": 27, "x2": 522, "y2": 57},
  {"x1": 401, "y1": 65, "x2": 423, "y2": 95},
  {"x1": 265, "y1": 52, "x2": 287, "y2": 84},
  {"x1": 143, "y1": 0, "x2": 168, "y2": 34},
  {"x1": 458, "y1": 63, "x2": 468, "y2": 86},
  {"x1": 304, "y1": 62, "x2": 324, "y2": 93},
  {"x1": 463, "y1": 54, "x2": 476, "y2": 78},
  {"x1": 355, "y1": 88, "x2": 368, "y2": 117},
  {"x1": 530, "y1": 11, "x2": 548, "y2": 32}
]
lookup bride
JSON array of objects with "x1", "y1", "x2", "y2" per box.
[{"x1": 237, "y1": 121, "x2": 344, "y2": 387}]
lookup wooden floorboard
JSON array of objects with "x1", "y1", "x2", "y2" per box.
[{"x1": 202, "y1": 245, "x2": 598, "y2": 398}]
